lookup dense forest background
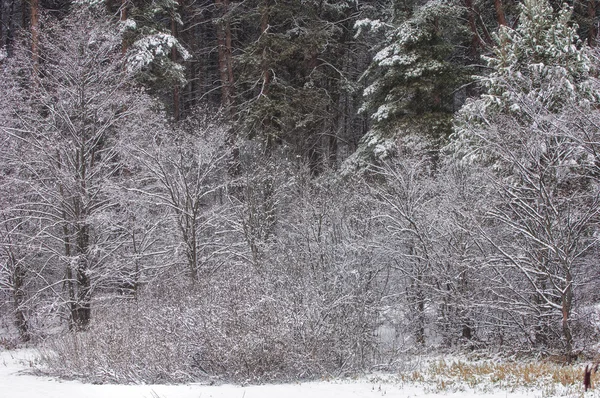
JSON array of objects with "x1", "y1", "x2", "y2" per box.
[{"x1": 2, "y1": 0, "x2": 600, "y2": 384}]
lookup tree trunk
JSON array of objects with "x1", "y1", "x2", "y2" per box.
[
  {"x1": 225, "y1": 3, "x2": 234, "y2": 103},
  {"x1": 56, "y1": 153, "x2": 80, "y2": 331},
  {"x1": 61, "y1": 218, "x2": 78, "y2": 330},
  {"x1": 130, "y1": 226, "x2": 140, "y2": 300},
  {"x1": 328, "y1": 128, "x2": 338, "y2": 168},
  {"x1": 30, "y1": 0, "x2": 39, "y2": 75},
  {"x1": 532, "y1": 274, "x2": 551, "y2": 347},
  {"x1": 412, "y1": 251, "x2": 426, "y2": 345},
  {"x1": 589, "y1": 0, "x2": 597, "y2": 46},
  {"x1": 259, "y1": 0, "x2": 274, "y2": 152},
  {"x1": 72, "y1": 225, "x2": 91, "y2": 329},
  {"x1": 171, "y1": 0, "x2": 182, "y2": 121},
  {"x1": 120, "y1": 0, "x2": 128, "y2": 54},
  {"x1": 494, "y1": 0, "x2": 507, "y2": 26},
  {"x1": 215, "y1": 0, "x2": 234, "y2": 110},
  {"x1": 0, "y1": 0, "x2": 3, "y2": 50},
  {"x1": 8, "y1": 251, "x2": 30, "y2": 342},
  {"x1": 458, "y1": 267, "x2": 473, "y2": 340},
  {"x1": 260, "y1": 0, "x2": 270, "y2": 98},
  {"x1": 4, "y1": 0, "x2": 14, "y2": 52},
  {"x1": 63, "y1": 143, "x2": 93, "y2": 330},
  {"x1": 213, "y1": 0, "x2": 240, "y2": 175},
  {"x1": 74, "y1": 144, "x2": 92, "y2": 329},
  {"x1": 7, "y1": 0, "x2": 17, "y2": 52},
  {"x1": 561, "y1": 268, "x2": 573, "y2": 359},
  {"x1": 185, "y1": 217, "x2": 199, "y2": 282},
  {"x1": 415, "y1": 284, "x2": 426, "y2": 345},
  {"x1": 462, "y1": 0, "x2": 486, "y2": 54}
]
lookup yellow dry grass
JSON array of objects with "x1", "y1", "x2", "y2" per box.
[{"x1": 396, "y1": 358, "x2": 599, "y2": 396}]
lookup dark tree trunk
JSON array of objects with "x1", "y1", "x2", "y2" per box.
[
  {"x1": 7, "y1": 0, "x2": 17, "y2": 53},
  {"x1": 463, "y1": 0, "x2": 486, "y2": 54},
  {"x1": 561, "y1": 268, "x2": 573, "y2": 359},
  {"x1": 171, "y1": 0, "x2": 182, "y2": 121},
  {"x1": 589, "y1": 0, "x2": 597, "y2": 46},
  {"x1": 0, "y1": 0, "x2": 3, "y2": 51},
  {"x1": 215, "y1": 0, "x2": 234, "y2": 110},
  {"x1": 72, "y1": 225, "x2": 92, "y2": 329},
  {"x1": 120, "y1": 0, "x2": 127, "y2": 53},
  {"x1": 7, "y1": 250, "x2": 30, "y2": 342},
  {"x1": 57, "y1": 154, "x2": 79, "y2": 331},
  {"x1": 494, "y1": 0, "x2": 507, "y2": 26},
  {"x1": 260, "y1": 0, "x2": 270, "y2": 98},
  {"x1": 328, "y1": 129, "x2": 338, "y2": 168},
  {"x1": 259, "y1": 0, "x2": 274, "y2": 153},
  {"x1": 416, "y1": 287, "x2": 425, "y2": 345},
  {"x1": 30, "y1": 0, "x2": 39, "y2": 74}
]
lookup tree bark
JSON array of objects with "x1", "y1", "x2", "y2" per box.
[
  {"x1": 171, "y1": 0, "x2": 182, "y2": 121},
  {"x1": 259, "y1": 0, "x2": 274, "y2": 151},
  {"x1": 30, "y1": 0, "x2": 39, "y2": 75},
  {"x1": 6, "y1": 248, "x2": 30, "y2": 342},
  {"x1": 0, "y1": 0, "x2": 3, "y2": 50},
  {"x1": 120, "y1": 0, "x2": 128, "y2": 54},
  {"x1": 462, "y1": 0, "x2": 486, "y2": 54},
  {"x1": 589, "y1": 0, "x2": 597, "y2": 46},
  {"x1": 73, "y1": 224, "x2": 92, "y2": 329},
  {"x1": 7, "y1": 0, "x2": 17, "y2": 52},
  {"x1": 213, "y1": 1, "x2": 241, "y2": 175},
  {"x1": 494, "y1": 0, "x2": 507, "y2": 26},
  {"x1": 260, "y1": 0, "x2": 270, "y2": 98},
  {"x1": 561, "y1": 267, "x2": 573, "y2": 359},
  {"x1": 215, "y1": 0, "x2": 234, "y2": 110}
]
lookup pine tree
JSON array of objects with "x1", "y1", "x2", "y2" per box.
[
  {"x1": 468, "y1": 0, "x2": 596, "y2": 119},
  {"x1": 234, "y1": 0, "x2": 365, "y2": 172},
  {"x1": 358, "y1": 0, "x2": 467, "y2": 129},
  {"x1": 120, "y1": 0, "x2": 191, "y2": 110},
  {"x1": 343, "y1": 0, "x2": 469, "y2": 172}
]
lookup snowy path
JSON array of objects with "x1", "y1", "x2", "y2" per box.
[{"x1": 0, "y1": 349, "x2": 559, "y2": 398}]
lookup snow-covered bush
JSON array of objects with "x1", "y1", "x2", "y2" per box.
[{"x1": 39, "y1": 165, "x2": 386, "y2": 383}]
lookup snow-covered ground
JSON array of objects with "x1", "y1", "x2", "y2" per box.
[{"x1": 0, "y1": 348, "x2": 595, "y2": 398}]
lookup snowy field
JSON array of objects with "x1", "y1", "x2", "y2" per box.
[{"x1": 2, "y1": 349, "x2": 600, "y2": 398}]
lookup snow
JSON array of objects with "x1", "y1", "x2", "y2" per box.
[
  {"x1": 127, "y1": 33, "x2": 191, "y2": 73},
  {"x1": 121, "y1": 19, "x2": 137, "y2": 31},
  {"x1": 354, "y1": 19, "x2": 388, "y2": 37},
  {"x1": 0, "y1": 349, "x2": 593, "y2": 398}
]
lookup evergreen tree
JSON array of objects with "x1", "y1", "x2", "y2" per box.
[
  {"x1": 234, "y1": 0, "x2": 366, "y2": 171},
  {"x1": 343, "y1": 0, "x2": 470, "y2": 172},
  {"x1": 459, "y1": 0, "x2": 597, "y2": 124},
  {"x1": 118, "y1": 0, "x2": 191, "y2": 112},
  {"x1": 358, "y1": 0, "x2": 467, "y2": 130}
]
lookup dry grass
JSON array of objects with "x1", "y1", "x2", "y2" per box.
[{"x1": 394, "y1": 357, "x2": 599, "y2": 396}]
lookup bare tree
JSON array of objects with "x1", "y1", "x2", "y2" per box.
[
  {"x1": 0, "y1": 7, "x2": 163, "y2": 330},
  {"x1": 0, "y1": 174, "x2": 33, "y2": 341},
  {"x1": 371, "y1": 153, "x2": 436, "y2": 346},
  {"x1": 452, "y1": 97, "x2": 600, "y2": 356},
  {"x1": 125, "y1": 110, "x2": 229, "y2": 282}
]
